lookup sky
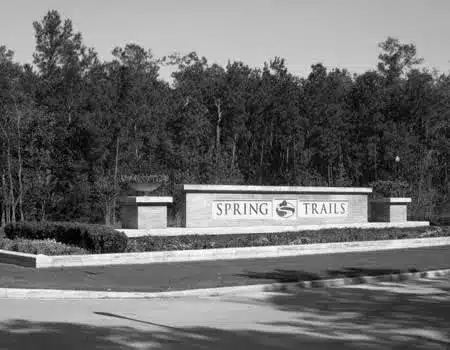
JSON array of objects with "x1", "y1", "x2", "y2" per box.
[{"x1": 1, "y1": 0, "x2": 449, "y2": 81}]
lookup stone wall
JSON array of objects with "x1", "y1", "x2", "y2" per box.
[{"x1": 184, "y1": 185, "x2": 371, "y2": 228}]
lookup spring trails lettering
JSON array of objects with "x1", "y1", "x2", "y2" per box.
[{"x1": 212, "y1": 200, "x2": 348, "y2": 219}]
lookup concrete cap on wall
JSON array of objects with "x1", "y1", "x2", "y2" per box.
[
  {"x1": 183, "y1": 184, "x2": 373, "y2": 194},
  {"x1": 370, "y1": 197, "x2": 412, "y2": 203},
  {"x1": 119, "y1": 196, "x2": 173, "y2": 205}
]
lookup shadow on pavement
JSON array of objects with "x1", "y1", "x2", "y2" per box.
[
  {"x1": 1, "y1": 277, "x2": 449, "y2": 349},
  {"x1": 232, "y1": 267, "x2": 450, "y2": 348},
  {"x1": 0, "y1": 318, "x2": 369, "y2": 350},
  {"x1": 238, "y1": 269, "x2": 321, "y2": 282},
  {"x1": 262, "y1": 276, "x2": 450, "y2": 349},
  {"x1": 327, "y1": 267, "x2": 418, "y2": 278},
  {"x1": 238, "y1": 267, "x2": 421, "y2": 283}
]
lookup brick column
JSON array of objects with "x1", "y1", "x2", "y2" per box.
[
  {"x1": 119, "y1": 196, "x2": 173, "y2": 229},
  {"x1": 369, "y1": 197, "x2": 411, "y2": 222}
]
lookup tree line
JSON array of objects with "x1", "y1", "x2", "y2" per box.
[{"x1": 1, "y1": 10, "x2": 449, "y2": 226}]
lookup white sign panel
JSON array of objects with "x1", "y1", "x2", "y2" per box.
[
  {"x1": 212, "y1": 199, "x2": 349, "y2": 220},
  {"x1": 212, "y1": 200, "x2": 273, "y2": 219},
  {"x1": 297, "y1": 201, "x2": 349, "y2": 218}
]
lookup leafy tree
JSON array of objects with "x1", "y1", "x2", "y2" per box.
[
  {"x1": 378, "y1": 37, "x2": 423, "y2": 82},
  {"x1": 1, "y1": 14, "x2": 449, "y2": 226}
]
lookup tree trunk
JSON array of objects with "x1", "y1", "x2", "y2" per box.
[
  {"x1": 259, "y1": 140, "x2": 265, "y2": 185},
  {"x1": 134, "y1": 123, "x2": 139, "y2": 161},
  {"x1": 215, "y1": 99, "x2": 222, "y2": 163},
  {"x1": 0, "y1": 126, "x2": 12, "y2": 224},
  {"x1": 105, "y1": 201, "x2": 111, "y2": 226},
  {"x1": 112, "y1": 136, "x2": 120, "y2": 225},
  {"x1": 269, "y1": 121, "x2": 273, "y2": 148},
  {"x1": 231, "y1": 133, "x2": 237, "y2": 169},
  {"x1": 293, "y1": 138, "x2": 298, "y2": 184},
  {"x1": 41, "y1": 200, "x2": 46, "y2": 222},
  {"x1": 327, "y1": 161, "x2": 333, "y2": 186},
  {"x1": 1, "y1": 173, "x2": 7, "y2": 226},
  {"x1": 249, "y1": 137, "x2": 255, "y2": 161},
  {"x1": 16, "y1": 104, "x2": 24, "y2": 222},
  {"x1": 286, "y1": 145, "x2": 289, "y2": 168},
  {"x1": 445, "y1": 156, "x2": 448, "y2": 193},
  {"x1": 1, "y1": 205, "x2": 4, "y2": 227},
  {"x1": 374, "y1": 142, "x2": 378, "y2": 181},
  {"x1": 6, "y1": 137, "x2": 15, "y2": 223}
]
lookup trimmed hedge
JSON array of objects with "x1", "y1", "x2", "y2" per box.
[
  {"x1": 4, "y1": 221, "x2": 128, "y2": 253},
  {"x1": 0, "y1": 238, "x2": 88, "y2": 255},
  {"x1": 126, "y1": 226, "x2": 450, "y2": 252}
]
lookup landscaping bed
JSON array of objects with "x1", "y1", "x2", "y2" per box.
[
  {"x1": 126, "y1": 226, "x2": 449, "y2": 252},
  {"x1": 0, "y1": 222, "x2": 448, "y2": 256}
]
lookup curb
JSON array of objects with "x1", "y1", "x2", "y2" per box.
[{"x1": 0, "y1": 269, "x2": 448, "y2": 300}]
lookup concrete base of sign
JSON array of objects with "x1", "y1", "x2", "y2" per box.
[
  {"x1": 119, "y1": 196, "x2": 173, "y2": 229},
  {"x1": 119, "y1": 221, "x2": 430, "y2": 237},
  {"x1": 183, "y1": 185, "x2": 373, "y2": 228},
  {"x1": 369, "y1": 197, "x2": 411, "y2": 222}
]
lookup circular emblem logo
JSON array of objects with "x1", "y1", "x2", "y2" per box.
[{"x1": 276, "y1": 200, "x2": 296, "y2": 218}]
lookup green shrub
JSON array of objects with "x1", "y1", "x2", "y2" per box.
[
  {"x1": 4, "y1": 221, "x2": 128, "y2": 254},
  {"x1": 127, "y1": 226, "x2": 450, "y2": 252},
  {"x1": 0, "y1": 238, "x2": 88, "y2": 255},
  {"x1": 81, "y1": 224, "x2": 128, "y2": 254}
]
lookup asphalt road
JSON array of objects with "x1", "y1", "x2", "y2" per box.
[
  {"x1": 0, "y1": 245, "x2": 449, "y2": 292},
  {"x1": 0, "y1": 277, "x2": 449, "y2": 349}
]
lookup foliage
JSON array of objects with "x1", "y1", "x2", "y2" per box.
[
  {"x1": 369, "y1": 180, "x2": 410, "y2": 197},
  {"x1": 0, "y1": 237, "x2": 88, "y2": 255},
  {"x1": 4, "y1": 221, "x2": 127, "y2": 253},
  {"x1": 126, "y1": 226, "x2": 449, "y2": 252},
  {"x1": 0, "y1": 10, "x2": 449, "y2": 225}
]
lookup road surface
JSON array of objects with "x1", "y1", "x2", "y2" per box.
[
  {"x1": 0, "y1": 245, "x2": 449, "y2": 292},
  {"x1": 0, "y1": 277, "x2": 449, "y2": 349}
]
